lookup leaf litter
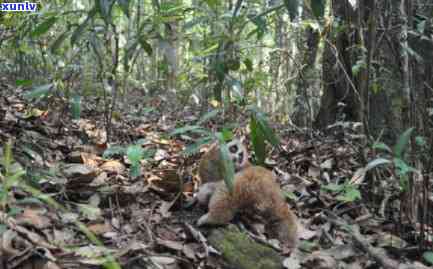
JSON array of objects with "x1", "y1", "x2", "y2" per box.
[{"x1": 0, "y1": 84, "x2": 430, "y2": 268}]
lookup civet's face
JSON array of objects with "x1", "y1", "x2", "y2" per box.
[{"x1": 227, "y1": 139, "x2": 248, "y2": 171}]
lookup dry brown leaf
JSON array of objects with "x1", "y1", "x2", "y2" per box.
[
  {"x1": 10, "y1": 223, "x2": 57, "y2": 250},
  {"x1": 308, "y1": 165, "x2": 320, "y2": 178},
  {"x1": 81, "y1": 152, "x2": 101, "y2": 168},
  {"x1": 157, "y1": 238, "x2": 184, "y2": 251},
  {"x1": 159, "y1": 201, "x2": 173, "y2": 218},
  {"x1": 303, "y1": 251, "x2": 338, "y2": 269},
  {"x1": 89, "y1": 171, "x2": 108, "y2": 186},
  {"x1": 15, "y1": 208, "x2": 52, "y2": 229},
  {"x1": 1, "y1": 230, "x2": 22, "y2": 256},
  {"x1": 100, "y1": 160, "x2": 126, "y2": 174},
  {"x1": 152, "y1": 169, "x2": 181, "y2": 193},
  {"x1": 87, "y1": 222, "x2": 113, "y2": 236},
  {"x1": 63, "y1": 164, "x2": 98, "y2": 184},
  {"x1": 350, "y1": 167, "x2": 366, "y2": 185},
  {"x1": 320, "y1": 159, "x2": 334, "y2": 170},
  {"x1": 182, "y1": 243, "x2": 197, "y2": 260},
  {"x1": 149, "y1": 256, "x2": 179, "y2": 268},
  {"x1": 154, "y1": 149, "x2": 169, "y2": 161},
  {"x1": 373, "y1": 232, "x2": 408, "y2": 248}
]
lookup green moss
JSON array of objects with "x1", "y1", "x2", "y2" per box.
[{"x1": 208, "y1": 225, "x2": 283, "y2": 269}]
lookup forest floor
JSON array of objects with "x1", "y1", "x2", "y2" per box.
[{"x1": 0, "y1": 82, "x2": 431, "y2": 269}]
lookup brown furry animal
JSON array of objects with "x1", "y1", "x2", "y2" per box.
[
  {"x1": 195, "y1": 139, "x2": 250, "y2": 206},
  {"x1": 197, "y1": 165, "x2": 298, "y2": 248}
]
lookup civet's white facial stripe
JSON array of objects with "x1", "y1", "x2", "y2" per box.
[{"x1": 226, "y1": 139, "x2": 248, "y2": 171}]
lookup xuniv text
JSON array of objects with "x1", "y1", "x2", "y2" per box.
[{"x1": 0, "y1": 2, "x2": 37, "y2": 12}]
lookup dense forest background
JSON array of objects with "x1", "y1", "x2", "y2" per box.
[{"x1": 1, "y1": 0, "x2": 433, "y2": 268}]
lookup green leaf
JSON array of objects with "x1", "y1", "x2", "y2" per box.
[
  {"x1": 135, "y1": 139, "x2": 148, "y2": 145},
  {"x1": 243, "y1": 58, "x2": 253, "y2": 72},
  {"x1": 130, "y1": 163, "x2": 141, "y2": 178},
  {"x1": 283, "y1": 0, "x2": 299, "y2": 21},
  {"x1": 71, "y1": 19, "x2": 89, "y2": 45},
  {"x1": 142, "y1": 149, "x2": 155, "y2": 159},
  {"x1": 197, "y1": 109, "x2": 220, "y2": 125},
  {"x1": 365, "y1": 158, "x2": 391, "y2": 171},
  {"x1": 170, "y1": 125, "x2": 203, "y2": 136},
  {"x1": 393, "y1": 158, "x2": 418, "y2": 176},
  {"x1": 216, "y1": 137, "x2": 235, "y2": 194},
  {"x1": 3, "y1": 139, "x2": 13, "y2": 173},
  {"x1": 15, "y1": 79, "x2": 32, "y2": 87},
  {"x1": 321, "y1": 183, "x2": 344, "y2": 193},
  {"x1": 103, "y1": 145, "x2": 126, "y2": 159},
  {"x1": 0, "y1": 224, "x2": 7, "y2": 234},
  {"x1": 50, "y1": 30, "x2": 69, "y2": 54},
  {"x1": 124, "y1": 41, "x2": 138, "y2": 67},
  {"x1": 423, "y1": 251, "x2": 433, "y2": 265},
  {"x1": 138, "y1": 36, "x2": 153, "y2": 56},
  {"x1": 310, "y1": 0, "x2": 325, "y2": 19},
  {"x1": 352, "y1": 59, "x2": 365, "y2": 76},
  {"x1": 204, "y1": 0, "x2": 218, "y2": 10},
  {"x1": 417, "y1": 20, "x2": 426, "y2": 33},
  {"x1": 127, "y1": 144, "x2": 144, "y2": 178},
  {"x1": 6, "y1": 169, "x2": 26, "y2": 187},
  {"x1": 16, "y1": 197, "x2": 44, "y2": 205},
  {"x1": 77, "y1": 203, "x2": 102, "y2": 220},
  {"x1": 220, "y1": 129, "x2": 233, "y2": 142},
  {"x1": 394, "y1": 127, "x2": 414, "y2": 158},
  {"x1": 23, "y1": 83, "x2": 53, "y2": 100},
  {"x1": 372, "y1": 142, "x2": 392, "y2": 153},
  {"x1": 31, "y1": 16, "x2": 58, "y2": 38},
  {"x1": 71, "y1": 8, "x2": 97, "y2": 46},
  {"x1": 127, "y1": 145, "x2": 143, "y2": 163},
  {"x1": 299, "y1": 240, "x2": 317, "y2": 252},
  {"x1": 282, "y1": 190, "x2": 297, "y2": 201},
  {"x1": 337, "y1": 187, "x2": 361, "y2": 202},
  {"x1": 199, "y1": 43, "x2": 219, "y2": 56},
  {"x1": 371, "y1": 82, "x2": 380, "y2": 94},
  {"x1": 98, "y1": 0, "x2": 114, "y2": 22},
  {"x1": 250, "y1": 115, "x2": 266, "y2": 166},
  {"x1": 405, "y1": 46, "x2": 423, "y2": 63},
  {"x1": 226, "y1": 59, "x2": 240, "y2": 71},
  {"x1": 182, "y1": 137, "x2": 213, "y2": 157},
  {"x1": 116, "y1": 0, "x2": 130, "y2": 17},
  {"x1": 71, "y1": 95, "x2": 81, "y2": 120},
  {"x1": 249, "y1": 15, "x2": 267, "y2": 39},
  {"x1": 8, "y1": 206, "x2": 23, "y2": 217},
  {"x1": 415, "y1": 136, "x2": 426, "y2": 147},
  {"x1": 250, "y1": 108, "x2": 280, "y2": 147}
]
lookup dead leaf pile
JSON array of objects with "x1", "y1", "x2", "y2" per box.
[{"x1": 0, "y1": 84, "x2": 431, "y2": 269}]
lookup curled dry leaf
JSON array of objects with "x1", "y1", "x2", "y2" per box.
[
  {"x1": 324, "y1": 244, "x2": 359, "y2": 260},
  {"x1": 302, "y1": 251, "x2": 338, "y2": 269},
  {"x1": 149, "y1": 256, "x2": 179, "y2": 267},
  {"x1": 320, "y1": 159, "x2": 333, "y2": 170},
  {"x1": 87, "y1": 222, "x2": 113, "y2": 236},
  {"x1": 80, "y1": 152, "x2": 101, "y2": 168},
  {"x1": 15, "y1": 208, "x2": 52, "y2": 229},
  {"x1": 63, "y1": 164, "x2": 98, "y2": 185},
  {"x1": 100, "y1": 160, "x2": 126, "y2": 174},
  {"x1": 152, "y1": 169, "x2": 181, "y2": 193},
  {"x1": 89, "y1": 171, "x2": 108, "y2": 187},
  {"x1": 308, "y1": 165, "x2": 320, "y2": 179},
  {"x1": 1, "y1": 230, "x2": 23, "y2": 256},
  {"x1": 156, "y1": 238, "x2": 184, "y2": 251}
]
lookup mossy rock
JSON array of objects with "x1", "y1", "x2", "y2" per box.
[{"x1": 208, "y1": 225, "x2": 283, "y2": 269}]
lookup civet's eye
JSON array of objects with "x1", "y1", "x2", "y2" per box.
[{"x1": 229, "y1": 144, "x2": 238, "y2": 153}]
